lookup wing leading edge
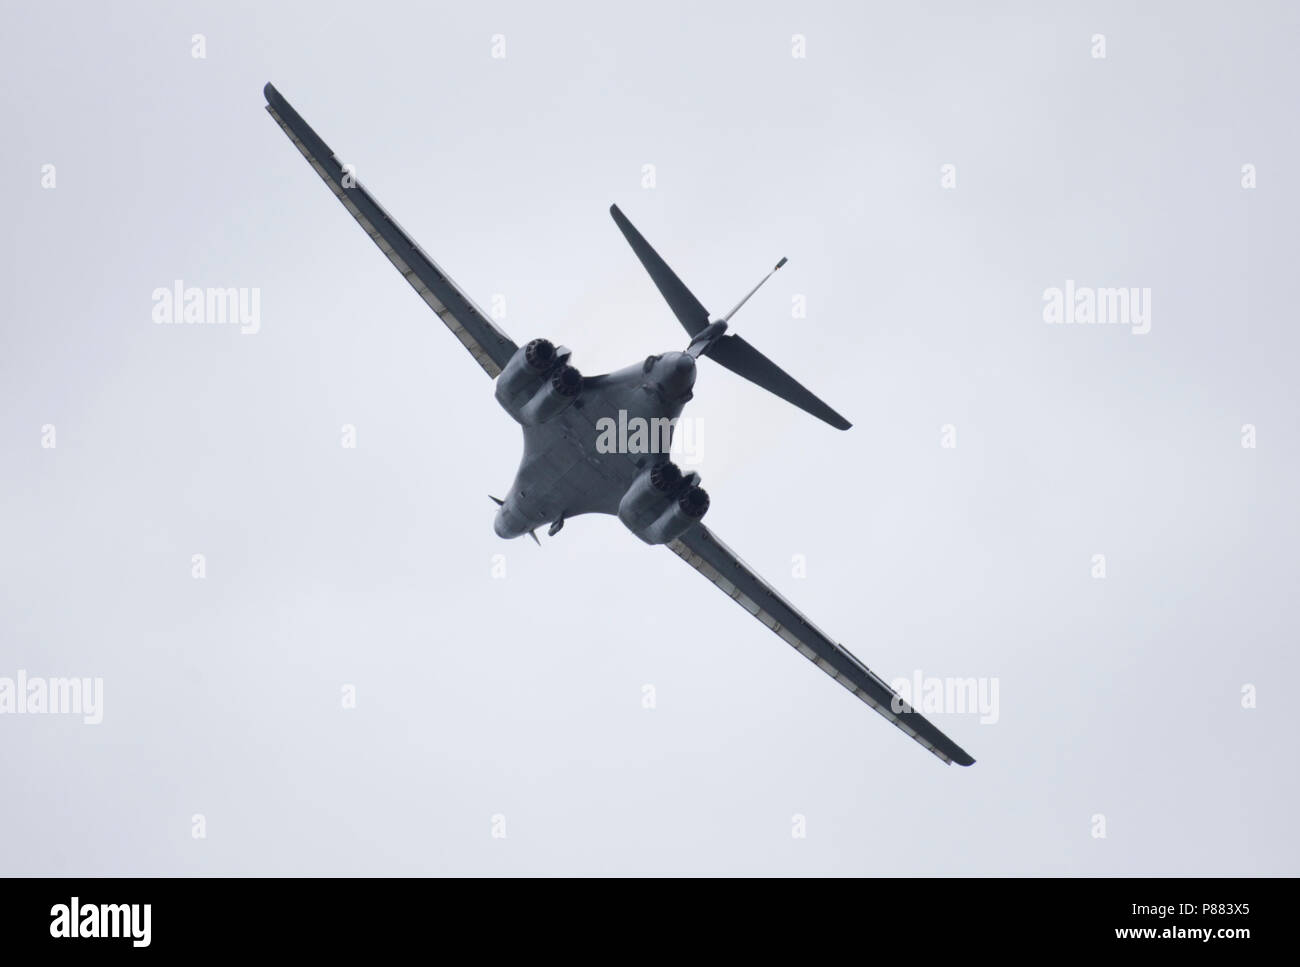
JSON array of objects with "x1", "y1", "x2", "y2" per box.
[
  {"x1": 263, "y1": 83, "x2": 517, "y2": 376},
  {"x1": 669, "y1": 525, "x2": 975, "y2": 766}
]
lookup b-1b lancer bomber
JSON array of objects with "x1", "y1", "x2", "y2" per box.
[{"x1": 263, "y1": 83, "x2": 974, "y2": 766}]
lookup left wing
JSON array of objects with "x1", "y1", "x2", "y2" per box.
[
  {"x1": 669, "y1": 525, "x2": 975, "y2": 766},
  {"x1": 263, "y1": 83, "x2": 517, "y2": 376}
]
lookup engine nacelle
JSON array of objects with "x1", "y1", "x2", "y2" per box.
[
  {"x1": 618, "y1": 461, "x2": 683, "y2": 534},
  {"x1": 621, "y1": 462, "x2": 709, "y2": 544},
  {"x1": 640, "y1": 486, "x2": 709, "y2": 544},
  {"x1": 496, "y1": 339, "x2": 563, "y2": 415},
  {"x1": 518, "y1": 364, "x2": 582, "y2": 424}
]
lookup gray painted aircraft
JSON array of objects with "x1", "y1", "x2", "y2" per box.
[{"x1": 264, "y1": 83, "x2": 974, "y2": 766}]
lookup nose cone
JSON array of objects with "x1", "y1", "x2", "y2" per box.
[
  {"x1": 494, "y1": 503, "x2": 525, "y2": 539},
  {"x1": 657, "y1": 351, "x2": 696, "y2": 397}
]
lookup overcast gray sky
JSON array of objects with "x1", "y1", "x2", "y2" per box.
[{"x1": 2, "y1": 0, "x2": 1297, "y2": 874}]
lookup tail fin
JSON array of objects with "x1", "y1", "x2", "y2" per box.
[
  {"x1": 610, "y1": 204, "x2": 851, "y2": 431},
  {"x1": 703, "y1": 335, "x2": 852, "y2": 430}
]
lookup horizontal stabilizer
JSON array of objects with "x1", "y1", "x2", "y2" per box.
[
  {"x1": 704, "y1": 335, "x2": 852, "y2": 430},
  {"x1": 610, "y1": 205, "x2": 710, "y2": 336},
  {"x1": 611, "y1": 203, "x2": 851, "y2": 430}
]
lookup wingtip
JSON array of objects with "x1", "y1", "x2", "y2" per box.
[
  {"x1": 946, "y1": 746, "x2": 976, "y2": 766},
  {"x1": 263, "y1": 81, "x2": 278, "y2": 102}
]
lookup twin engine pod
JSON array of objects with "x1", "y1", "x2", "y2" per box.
[
  {"x1": 618, "y1": 460, "x2": 710, "y2": 545},
  {"x1": 494, "y1": 338, "x2": 583, "y2": 424}
]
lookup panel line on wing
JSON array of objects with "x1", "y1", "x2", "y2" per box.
[
  {"x1": 265, "y1": 100, "x2": 509, "y2": 377},
  {"x1": 667, "y1": 533, "x2": 965, "y2": 766}
]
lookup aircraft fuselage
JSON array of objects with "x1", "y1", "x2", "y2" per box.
[{"x1": 492, "y1": 349, "x2": 698, "y2": 540}]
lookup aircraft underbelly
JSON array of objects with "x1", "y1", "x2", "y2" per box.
[{"x1": 512, "y1": 374, "x2": 679, "y2": 525}]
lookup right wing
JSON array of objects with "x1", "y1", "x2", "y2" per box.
[
  {"x1": 264, "y1": 83, "x2": 518, "y2": 377},
  {"x1": 670, "y1": 524, "x2": 975, "y2": 766}
]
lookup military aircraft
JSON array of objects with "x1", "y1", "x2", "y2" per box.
[{"x1": 264, "y1": 83, "x2": 974, "y2": 766}]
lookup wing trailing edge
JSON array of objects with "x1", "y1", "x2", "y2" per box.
[{"x1": 264, "y1": 82, "x2": 518, "y2": 376}]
